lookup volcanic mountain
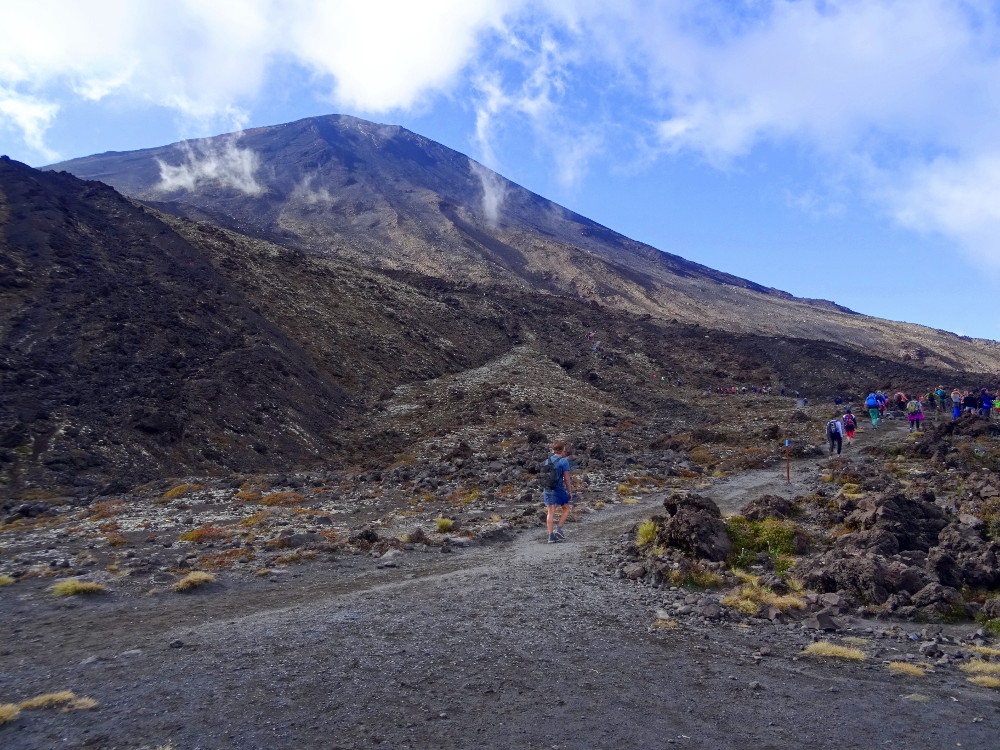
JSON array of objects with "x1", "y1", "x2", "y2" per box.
[
  {"x1": 2, "y1": 115, "x2": 999, "y2": 493},
  {"x1": 48, "y1": 114, "x2": 1000, "y2": 374}
]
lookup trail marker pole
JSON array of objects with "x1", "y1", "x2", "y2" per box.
[{"x1": 785, "y1": 439, "x2": 790, "y2": 483}]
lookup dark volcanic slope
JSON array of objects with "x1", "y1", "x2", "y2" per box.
[
  {"x1": 0, "y1": 157, "x2": 987, "y2": 494},
  {"x1": 48, "y1": 114, "x2": 1000, "y2": 373},
  {"x1": 0, "y1": 156, "x2": 348, "y2": 491}
]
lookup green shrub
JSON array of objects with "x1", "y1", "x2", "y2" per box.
[{"x1": 725, "y1": 516, "x2": 803, "y2": 567}]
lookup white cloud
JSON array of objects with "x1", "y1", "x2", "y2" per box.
[
  {"x1": 156, "y1": 136, "x2": 265, "y2": 196},
  {"x1": 881, "y1": 153, "x2": 1000, "y2": 265},
  {"x1": 287, "y1": 0, "x2": 518, "y2": 111},
  {"x1": 0, "y1": 89, "x2": 59, "y2": 159}
]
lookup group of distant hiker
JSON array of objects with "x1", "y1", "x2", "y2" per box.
[{"x1": 824, "y1": 385, "x2": 999, "y2": 456}]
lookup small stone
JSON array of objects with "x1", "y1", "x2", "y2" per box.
[
  {"x1": 749, "y1": 681, "x2": 762, "y2": 690},
  {"x1": 169, "y1": 639, "x2": 184, "y2": 649}
]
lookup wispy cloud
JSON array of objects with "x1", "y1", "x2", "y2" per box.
[{"x1": 156, "y1": 136, "x2": 265, "y2": 196}]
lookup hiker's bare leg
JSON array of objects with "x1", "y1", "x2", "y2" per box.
[{"x1": 546, "y1": 505, "x2": 556, "y2": 534}]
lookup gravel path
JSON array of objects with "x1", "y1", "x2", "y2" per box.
[{"x1": 2, "y1": 418, "x2": 997, "y2": 749}]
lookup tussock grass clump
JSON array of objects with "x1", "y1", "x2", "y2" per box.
[
  {"x1": 959, "y1": 660, "x2": 1000, "y2": 676},
  {"x1": 636, "y1": 520, "x2": 657, "y2": 547},
  {"x1": 161, "y1": 483, "x2": 202, "y2": 501},
  {"x1": 260, "y1": 491, "x2": 306, "y2": 507},
  {"x1": 238, "y1": 510, "x2": 272, "y2": 527},
  {"x1": 620, "y1": 496, "x2": 639, "y2": 504},
  {"x1": 19, "y1": 691, "x2": 77, "y2": 709},
  {"x1": 967, "y1": 675, "x2": 1000, "y2": 688},
  {"x1": 668, "y1": 565, "x2": 724, "y2": 589},
  {"x1": 969, "y1": 645, "x2": 1000, "y2": 658},
  {"x1": 172, "y1": 571, "x2": 215, "y2": 592},
  {"x1": 721, "y1": 571, "x2": 804, "y2": 615},
  {"x1": 0, "y1": 703, "x2": 21, "y2": 724},
  {"x1": 0, "y1": 574, "x2": 15, "y2": 586},
  {"x1": 52, "y1": 580, "x2": 107, "y2": 597},
  {"x1": 89, "y1": 500, "x2": 127, "y2": 519},
  {"x1": 234, "y1": 490, "x2": 262, "y2": 502},
  {"x1": 436, "y1": 517, "x2": 454, "y2": 533},
  {"x1": 801, "y1": 641, "x2": 865, "y2": 661},
  {"x1": 177, "y1": 525, "x2": 229, "y2": 543},
  {"x1": 888, "y1": 661, "x2": 927, "y2": 677}
]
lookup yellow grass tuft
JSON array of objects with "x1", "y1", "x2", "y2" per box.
[
  {"x1": 802, "y1": 641, "x2": 865, "y2": 661},
  {"x1": 260, "y1": 491, "x2": 306, "y2": 507},
  {"x1": 51, "y1": 580, "x2": 107, "y2": 597},
  {"x1": 620, "y1": 496, "x2": 639, "y2": 504},
  {"x1": 967, "y1": 675, "x2": 1000, "y2": 689},
  {"x1": 0, "y1": 574, "x2": 15, "y2": 586},
  {"x1": 171, "y1": 571, "x2": 215, "y2": 592},
  {"x1": 721, "y1": 579, "x2": 805, "y2": 615},
  {"x1": 161, "y1": 483, "x2": 201, "y2": 501},
  {"x1": 636, "y1": 519, "x2": 657, "y2": 547},
  {"x1": 959, "y1": 660, "x2": 1000, "y2": 676},
  {"x1": 19, "y1": 691, "x2": 76, "y2": 709},
  {"x1": 67, "y1": 696, "x2": 99, "y2": 710},
  {"x1": 177, "y1": 525, "x2": 229, "y2": 543},
  {"x1": 968, "y1": 646, "x2": 1000, "y2": 658},
  {"x1": 0, "y1": 703, "x2": 21, "y2": 724},
  {"x1": 888, "y1": 661, "x2": 927, "y2": 677},
  {"x1": 436, "y1": 517, "x2": 454, "y2": 533}
]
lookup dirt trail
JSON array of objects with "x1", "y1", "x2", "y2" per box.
[{"x1": 2, "y1": 414, "x2": 997, "y2": 750}]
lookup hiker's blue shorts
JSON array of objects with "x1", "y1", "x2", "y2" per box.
[{"x1": 544, "y1": 487, "x2": 570, "y2": 506}]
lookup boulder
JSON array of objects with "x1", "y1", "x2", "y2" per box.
[
  {"x1": 657, "y1": 493, "x2": 732, "y2": 562},
  {"x1": 794, "y1": 551, "x2": 891, "y2": 604},
  {"x1": 739, "y1": 494, "x2": 795, "y2": 522},
  {"x1": 843, "y1": 491, "x2": 947, "y2": 553},
  {"x1": 981, "y1": 597, "x2": 1000, "y2": 619}
]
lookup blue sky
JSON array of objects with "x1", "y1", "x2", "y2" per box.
[{"x1": 3, "y1": 0, "x2": 1000, "y2": 340}]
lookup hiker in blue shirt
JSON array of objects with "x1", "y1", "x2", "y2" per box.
[{"x1": 543, "y1": 440, "x2": 575, "y2": 543}]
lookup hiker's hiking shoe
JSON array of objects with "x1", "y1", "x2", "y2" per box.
[
  {"x1": 547, "y1": 533, "x2": 559, "y2": 544},
  {"x1": 555, "y1": 526, "x2": 565, "y2": 540}
]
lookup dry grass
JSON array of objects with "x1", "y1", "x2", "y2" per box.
[
  {"x1": 0, "y1": 703, "x2": 20, "y2": 724},
  {"x1": 959, "y1": 660, "x2": 1000, "y2": 676},
  {"x1": 436, "y1": 517, "x2": 454, "y2": 533},
  {"x1": 802, "y1": 641, "x2": 865, "y2": 661},
  {"x1": 89, "y1": 500, "x2": 127, "y2": 519},
  {"x1": 161, "y1": 483, "x2": 202, "y2": 501},
  {"x1": 0, "y1": 574, "x2": 15, "y2": 586},
  {"x1": 171, "y1": 571, "x2": 215, "y2": 592},
  {"x1": 19, "y1": 691, "x2": 76, "y2": 709},
  {"x1": 67, "y1": 696, "x2": 99, "y2": 710},
  {"x1": 620, "y1": 496, "x2": 639, "y2": 504},
  {"x1": 260, "y1": 491, "x2": 306, "y2": 507},
  {"x1": 888, "y1": 661, "x2": 927, "y2": 677},
  {"x1": 234, "y1": 490, "x2": 262, "y2": 502},
  {"x1": 177, "y1": 525, "x2": 229, "y2": 543},
  {"x1": 968, "y1": 645, "x2": 1000, "y2": 658},
  {"x1": 721, "y1": 580, "x2": 805, "y2": 615},
  {"x1": 51, "y1": 580, "x2": 107, "y2": 597},
  {"x1": 966, "y1": 675, "x2": 1000, "y2": 688}
]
